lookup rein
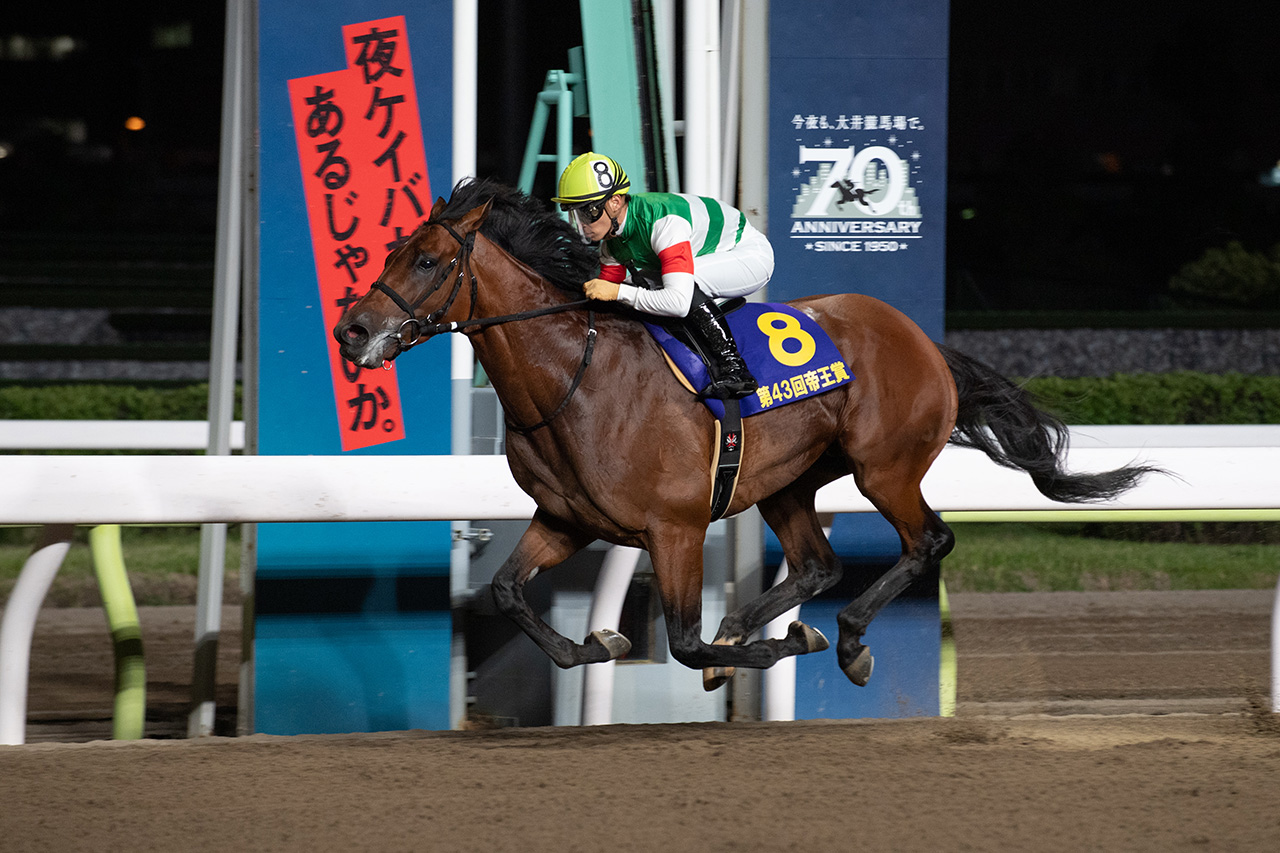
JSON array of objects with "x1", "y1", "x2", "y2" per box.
[
  {"x1": 372, "y1": 217, "x2": 596, "y2": 434},
  {"x1": 504, "y1": 309, "x2": 596, "y2": 436}
]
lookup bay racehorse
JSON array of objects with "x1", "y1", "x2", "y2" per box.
[{"x1": 334, "y1": 178, "x2": 1154, "y2": 689}]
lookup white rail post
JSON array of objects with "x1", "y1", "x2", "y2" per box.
[
  {"x1": 451, "y1": 0, "x2": 479, "y2": 731},
  {"x1": 761, "y1": 557, "x2": 800, "y2": 722},
  {"x1": 1272, "y1": 574, "x2": 1280, "y2": 713},
  {"x1": 0, "y1": 525, "x2": 75, "y2": 745},
  {"x1": 190, "y1": 0, "x2": 248, "y2": 739},
  {"x1": 682, "y1": 0, "x2": 720, "y2": 196},
  {"x1": 580, "y1": 546, "x2": 643, "y2": 725}
]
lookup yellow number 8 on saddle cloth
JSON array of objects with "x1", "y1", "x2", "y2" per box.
[{"x1": 643, "y1": 301, "x2": 854, "y2": 420}]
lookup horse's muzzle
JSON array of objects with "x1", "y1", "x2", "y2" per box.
[{"x1": 333, "y1": 316, "x2": 397, "y2": 369}]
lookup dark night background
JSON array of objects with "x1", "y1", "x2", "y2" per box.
[{"x1": 1, "y1": 0, "x2": 1277, "y2": 319}]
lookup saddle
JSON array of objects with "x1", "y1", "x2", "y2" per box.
[{"x1": 644, "y1": 301, "x2": 855, "y2": 521}]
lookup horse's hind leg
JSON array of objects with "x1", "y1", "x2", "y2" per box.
[
  {"x1": 647, "y1": 524, "x2": 828, "y2": 676},
  {"x1": 836, "y1": 476, "x2": 955, "y2": 685},
  {"x1": 700, "y1": 479, "x2": 843, "y2": 689},
  {"x1": 490, "y1": 509, "x2": 632, "y2": 668},
  {"x1": 724, "y1": 480, "x2": 845, "y2": 639}
]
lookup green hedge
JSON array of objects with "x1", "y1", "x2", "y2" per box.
[
  {"x1": 0, "y1": 374, "x2": 1277, "y2": 425},
  {"x1": 0, "y1": 383, "x2": 242, "y2": 421},
  {"x1": 1023, "y1": 372, "x2": 1280, "y2": 425}
]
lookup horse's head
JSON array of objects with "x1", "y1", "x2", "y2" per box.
[{"x1": 333, "y1": 198, "x2": 491, "y2": 368}]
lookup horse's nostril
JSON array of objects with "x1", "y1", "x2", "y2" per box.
[{"x1": 343, "y1": 323, "x2": 368, "y2": 344}]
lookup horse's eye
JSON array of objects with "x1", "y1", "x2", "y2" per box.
[{"x1": 416, "y1": 255, "x2": 437, "y2": 271}]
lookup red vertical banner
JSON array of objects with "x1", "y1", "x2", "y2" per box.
[{"x1": 288, "y1": 16, "x2": 433, "y2": 451}]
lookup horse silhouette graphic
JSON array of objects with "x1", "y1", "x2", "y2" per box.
[{"x1": 832, "y1": 179, "x2": 879, "y2": 209}]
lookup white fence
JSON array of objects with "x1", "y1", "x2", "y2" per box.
[
  {"x1": 2, "y1": 425, "x2": 1279, "y2": 744},
  {"x1": 0, "y1": 420, "x2": 245, "y2": 451},
  {"x1": 4, "y1": 443, "x2": 1280, "y2": 525}
]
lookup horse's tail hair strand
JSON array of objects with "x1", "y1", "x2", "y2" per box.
[{"x1": 937, "y1": 343, "x2": 1160, "y2": 503}]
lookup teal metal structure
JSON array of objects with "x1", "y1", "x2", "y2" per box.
[
  {"x1": 518, "y1": 0, "x2": 668, "y2": 196},
  {"x1": 517, "y1": 49, "x2": 586, "y2": 195}
]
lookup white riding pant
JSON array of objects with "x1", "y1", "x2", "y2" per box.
[{"x1": 693, "y1": 222, "x2": 774, "y2": 301}]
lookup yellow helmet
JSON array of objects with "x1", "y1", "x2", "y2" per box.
[{"x1": 552, "y1": 152, "x2": 631, "y2": 209}]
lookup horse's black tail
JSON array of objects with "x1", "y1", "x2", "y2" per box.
[{"x1": 937, "y1": 344, "x2": 1158, "y2": 503}]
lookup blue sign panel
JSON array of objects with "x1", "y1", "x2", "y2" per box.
[
  {"x1": 768, "y1": 0, "x2": 948, "y2": 340},
  {"x1": 766, "y1": 0, "x2": 949, "y2": 718},
  {"x1": 255, "y1": 0, "x2": 453, "y2": 734}
]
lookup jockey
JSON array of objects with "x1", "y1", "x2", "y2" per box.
[{"x1": 552, "y1": 151, "x2": 774, "y2": 400}]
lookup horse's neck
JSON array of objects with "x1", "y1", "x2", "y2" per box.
[
  {"x1": 470, "y1": 237, "x2": 571, "y2": 318},
  {"x1": 466, "y1": 251, "x2": 593, "y2": 422}
]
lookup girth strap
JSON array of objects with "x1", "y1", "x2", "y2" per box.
[{"x1": 709, "y1": 398, "x2": 743, "y2": 521}]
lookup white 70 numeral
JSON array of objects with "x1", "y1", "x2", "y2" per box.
[{"x1": 798, "y1": 145, "x2": 906, "y2": 217}]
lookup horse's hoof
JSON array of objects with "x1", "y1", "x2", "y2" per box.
[
  {"x1": 702, "y1": 636, "x2": 739, "y2": 691},
  {"x1": 788, "y1": 621, "x2": 830, "y2": 654},
  {"x1": 841, "y1": 646, "x2": 875, "y2": 686},
  {"x1": 589, "y1": 629, "x2": 632, "y2": 661},
  {"x1": 702, "y1": 666, "x2": 734, "y2": 692}
]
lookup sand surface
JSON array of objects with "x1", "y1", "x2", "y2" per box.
[{"x1": 3, "y1": 590, "x2": 1277, "y2": 852}]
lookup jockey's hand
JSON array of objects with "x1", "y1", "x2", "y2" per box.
[{"x1": 584, "y1": 278, "x2": 620, "y2": 302}]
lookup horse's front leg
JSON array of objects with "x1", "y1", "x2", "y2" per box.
[{"x1": 490, "y1": 509, "x2": 632, "y2": 668}]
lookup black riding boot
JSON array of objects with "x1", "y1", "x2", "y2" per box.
[{"x1": 686, "y1": 299, "x2": 758, "y2": 399}]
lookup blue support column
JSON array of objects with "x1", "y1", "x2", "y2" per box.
[
  {"x1": 765, "y1": 0, "x2": 950, "y2": 718},
  {"x1": 253, "y1": 0, "x2": 455, "y2": 735}
]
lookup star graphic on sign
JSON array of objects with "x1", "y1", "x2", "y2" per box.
[
  {"x1": 805, "y1": 243, "x2": 814, "y2": 250},
  {"x1": 792, "y1": 167, "x2": 801, "y2": 177},
  {"x1": 888, "y1": 134, "x2": 897, "y2": 145},
  {"x1": 823, "y1": 137, "x2": 833, "y2": 146},
  {"x1": 912, "y1": 151, "x2": 921, "y2": 161}
]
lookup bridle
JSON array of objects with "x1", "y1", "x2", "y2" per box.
[
  {"x1": 370, "y1": 219, "x2": 478, "y2": 349},
  {"x1": 369, "y1": 217, "x2": 595, "y2": 434}
]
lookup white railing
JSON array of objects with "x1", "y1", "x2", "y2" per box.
[
  {"x1": 0, "y1": 420, "x2": 245, "y2": 451},
  {"x1": 0, "y1": 420, "x2": 248, "y2": 745},
  {"x1": 2, "y1": 426, "x2": 1278, "y2": 744}
]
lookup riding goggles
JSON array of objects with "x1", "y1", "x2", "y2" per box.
[{"x1": 560, "y1": 199, "x2": 608, "y2": 225}]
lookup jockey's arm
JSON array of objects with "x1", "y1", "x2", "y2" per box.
[
  {"x1": 585, "y1": 254, "x2": 626, "y2": 302},
  {"x1": 614, "y1": 216, "x2": 697, "y2": 317}
]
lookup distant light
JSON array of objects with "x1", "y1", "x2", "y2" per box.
[
  {"x1": 1, "y1": 33, "x2": 84, "y2": 61},
  {"x1": 1261, "y1": 161, "x2": 1280, "y2": 189},
  {"x1": 124, "y1": 116, "x2": 146, "y2": 132},
  {"x1": 66, "y1": 120, "x2": 87, "y2": 145},
  {"x1": 960, "y1": 208, "x2": 976, "y2": 221},
  {"x1": 0, "y1": 142, "x2": 12, "y2": 159},
  {"x1": 152, "y1": 21, "x2": 194, "y2": 50},
  {"x1": 1097, "y1": 152, "x2": 1122, "y2": 174},
  {"x1": 49, "y1": 35, "x2": 78, "y2": 61},
  {"x1": 4, "y1": 34, "x2": 35, "y2": 61}
]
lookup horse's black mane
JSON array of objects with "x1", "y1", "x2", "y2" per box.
[{"x1": 435, "y1": 177, "x2": 598, "y2": 294}]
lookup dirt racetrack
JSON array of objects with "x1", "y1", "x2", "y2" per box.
[{"x1": 3, "y1": 590, "x2": 1279, "y2": 852}]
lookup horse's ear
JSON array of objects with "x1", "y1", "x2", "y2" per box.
[
  {"x1": 457, "y1": 199, "x2": 493, "y2": 233},
  {"x1": 429, "y1": 197, "x2": 447, "y2": 218}
]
